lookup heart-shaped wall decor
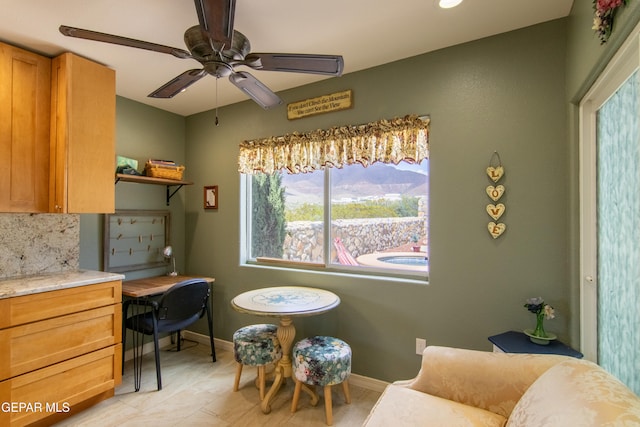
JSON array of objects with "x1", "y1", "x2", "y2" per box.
[
  {"x1": 486, "y1": 185, "x2": 505, "y2": 201},
  {"x1": 488, "y1": 222, "x2": 506, "y2": 239},
  {"x1": 486, "y1": 203, "x2": 505, "y2": 220},
  {"x1": 486, "y1": 166, "x2": 504, "y2": 182}
]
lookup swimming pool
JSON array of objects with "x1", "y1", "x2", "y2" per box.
[
  {"x1": 378, "y1": 255, "x2": 428, "y2": 266},
  {"x1": 355, "y1": 251, "x2": 428, "y2": 272}
]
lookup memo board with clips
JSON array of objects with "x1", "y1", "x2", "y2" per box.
[{"x1": 103, "y1": 210, "x2": 171, "y2": 273}]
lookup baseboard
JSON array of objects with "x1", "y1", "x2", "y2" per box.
[
  {"x1": 182, "y1": 330, "x2": 389, "y2": 393},
  {"x1": 348, "y1": 373, "x2": 390, "y2": 393},
  {"x1": 122, "y1": 336, "x2": 173, "y2": 362}
]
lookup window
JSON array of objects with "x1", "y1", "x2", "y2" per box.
[
  {"x1": 245, "y1": 160, "x2": 428, "y2": 277},
  {"x1": 240, "y1": 115, "x2": 429, "y2": 278}
]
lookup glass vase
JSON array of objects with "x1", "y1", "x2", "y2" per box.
[{"x1": 532, "y1": 312, "x2": 547, "y2": 338}]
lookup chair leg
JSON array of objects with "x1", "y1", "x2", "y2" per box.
[
  {"x1": 176, "y1": 329, "x2": 181, "y2": 352},
  {"x1": 205, "y1": 302, "x2": 216, "y2": 362},
  {"x1": 233, "y1": 363, "x2": 243, "y2": 392},
  {"x1": 258, "y1": 366, "x2": 266, "y2": 400},
  {"x1": 342, "y1": 380, "x2": 351, "y2": 404},
  {"x1": 291, "y1": 379, "x2": 303, "y2": 413},
  {"x1": 324, "y1": 385, "x2": 333, "y2": 426},
  {"x1": 152, "y1": 319, "x2": 162, "y2": 391}
]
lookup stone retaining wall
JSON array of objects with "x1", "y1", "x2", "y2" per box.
[{"x1": 282, "y1": 217, "x2": 427, "y2": 263}]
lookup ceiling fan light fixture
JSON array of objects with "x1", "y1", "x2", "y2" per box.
[
  {"x1": 439, "y1": 0, "x2": 463, "y2": 8},
  {"x1": 59, "y1": 0, "x2": 343, "y2": 109}
]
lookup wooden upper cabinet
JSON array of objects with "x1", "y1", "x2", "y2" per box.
[
  {"x1": 50, "y1": 52, "x2": 115, "y2": 213},
  {"x1": 0, "y1": 42, "x2": 51, "y2": 212}
]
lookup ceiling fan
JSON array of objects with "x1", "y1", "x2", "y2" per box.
[{"x1": 59, "y1": 0, "x2": 344, "y2": 109}]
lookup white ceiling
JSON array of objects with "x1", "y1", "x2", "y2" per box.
[{"x1": 1, "y1": 0, "x2": 573, "y2": 116}]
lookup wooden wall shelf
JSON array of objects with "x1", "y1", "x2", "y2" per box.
[{"x1": 115, "y1": 173, "x2": 193, "y2": 206}]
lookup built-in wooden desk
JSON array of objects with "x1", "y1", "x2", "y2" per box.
[
  {"x1": 122, "y1": 275, "x2": 215, "y2": 390},
  {"x1": 122, "y1": 274, "x2": 215, "y2": 298}
]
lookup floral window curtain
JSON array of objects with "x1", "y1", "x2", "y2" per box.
[{"x1": 237, "y1": 115, "x2": 429, "y2": 175}]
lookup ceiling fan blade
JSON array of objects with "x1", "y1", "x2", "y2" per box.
[
  {"x1": 148, "y1": 69, "x2": 207, "y2": 98},
  {"x1": 59, "y1": 25, "x2": 192, "y2": 59},
  {"x1": 244, "y1": 53, "x2": 344, "y2": 76},
  {"x1": 193, "y1": 0, "x2": 235, "y2": 50},
  {"x1": 228, "y1": 71, "x2": 283, "y2": 109}
]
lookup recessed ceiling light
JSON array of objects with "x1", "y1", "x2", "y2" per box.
[{"x1": 439, "y1": 0, "x2": 463, "y2": 8}]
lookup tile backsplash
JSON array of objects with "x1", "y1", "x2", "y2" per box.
[{"x1": 0, "y1": 213, "x2": 79, "y2": 279}]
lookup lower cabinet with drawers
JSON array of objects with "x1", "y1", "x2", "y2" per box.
[{"x1": 0, "y1": 280, "x2": 122, "y2": 426}]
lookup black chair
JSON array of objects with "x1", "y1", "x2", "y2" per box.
[{"x1": 123, "y1": 278, "x2": 216, "y2": 390}]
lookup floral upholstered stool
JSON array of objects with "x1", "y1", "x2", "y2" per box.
[
  {"x1": 233, "y1": 324, "x2": 282, "y2": 400},
  {"x1": 291, "y1": 336, "x2": 352, "y2": 426}
]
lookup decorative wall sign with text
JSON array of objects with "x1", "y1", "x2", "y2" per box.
[
  {"x1": 287, "y1": 89, "x2": 353, "y2": 120},
  {"x1": 486, "y1": 185, "x2": 505, "y2": 201},
  {"x1": 486, "y1": 152, "x2": 506, "y2": 239}
]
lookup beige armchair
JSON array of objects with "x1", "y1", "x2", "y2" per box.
[{"x1": 364, "y1": 345, "x2": 640, "y2": 426}]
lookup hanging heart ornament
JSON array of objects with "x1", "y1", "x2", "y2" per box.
[
  {"x1": 486, "y1": 185, "x2": 505, "y2": 201},
  {"x1": 488, "y1": 222, "x2": 506, "y2": 239},
  {"x1": 486, "y1": 166, "x2": 504, "y2": 183},
  {"x1": 486, "y1": 203, "x2": 505, "y2": 220}
]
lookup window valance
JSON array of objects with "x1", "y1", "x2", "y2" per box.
[{"x1": 237, "y1": 115, "x2": 429, "y2": 174}]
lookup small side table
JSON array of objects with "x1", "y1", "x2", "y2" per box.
[{"x1": 488, "y1": 330, "x2": 583, "y2": 358}]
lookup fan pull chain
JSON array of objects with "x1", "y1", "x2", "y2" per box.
[{"x1": 215, "y1": 78, "x2": 219, "y2": 126}]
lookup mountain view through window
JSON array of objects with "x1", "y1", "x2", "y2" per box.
[{"x1": 249, "y1": 160, "x2": 429, "y2": 276}]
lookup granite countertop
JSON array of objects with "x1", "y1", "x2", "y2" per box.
[{"x1": 0, "y1": 270, "x2": 126, "y2": 299}]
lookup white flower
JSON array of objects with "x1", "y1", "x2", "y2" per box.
[
  {"x1": 593, "y1": 16, "x2": 603, "y2": 30},
  {"x1": 543, "y1": 304, "x2": 555, "y2": 320},
  {"x1": 527, "y1": 297, "x2": 544, "y2": 306}
]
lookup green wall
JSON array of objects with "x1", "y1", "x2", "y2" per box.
[
  {"x1": 78, "y1": 5, "x2": 640, "y2": 382},
  {"x1": 80, "y1": 97, "x2": 188, "y2": 280},
  {"x1": 184, "y1": 19, "x2": 568, "y2": 382}
]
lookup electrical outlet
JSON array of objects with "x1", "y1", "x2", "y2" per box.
[{"x1": 415, "y1": 338, "x2": 427, "y2": 355}]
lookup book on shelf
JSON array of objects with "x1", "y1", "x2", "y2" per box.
[{"x1": 147, "y1": 159, "x2": 177, "y2": 166}]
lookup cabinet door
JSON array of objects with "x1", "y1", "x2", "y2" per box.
[
  {"x1": 0, "y1": 304, "x2": 122, "y2": 379},
  {"x1": 0, "y1": 280, "x2": 122, "y2": 329},
  {"x1": 0, "y1": 345, "x2": 121, "y2": 427},
  {"x1": 50, "y1": 53, "x2": 115, "y2": 213},
  {"x1": 0, "y1": 42, "x2": 51, "y2": 212}
]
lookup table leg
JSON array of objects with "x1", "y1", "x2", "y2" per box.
[
  {"x1": 131, "y1": 299, "x2": 143, "y2": 392},
  {"x1": 261, "y1": 316, "x2": 295, "y2": 414},
  {"x1": 124, "y1": 297, "x2": 149, "y2": 392}
]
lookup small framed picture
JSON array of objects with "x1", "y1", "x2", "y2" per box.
[{"x1": 204, "y1": 186, "x2": 218, "y2": 209}]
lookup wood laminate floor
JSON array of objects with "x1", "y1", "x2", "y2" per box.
[{"x1": 54, "y1": 340, "x2": 381, "y2": 426}]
